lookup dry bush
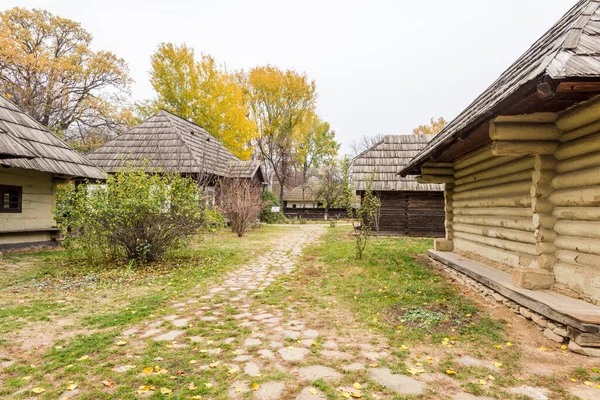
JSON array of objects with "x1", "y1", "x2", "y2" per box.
[{"x1": 218, "y1": 178, "x2": 266, "y2": 237}]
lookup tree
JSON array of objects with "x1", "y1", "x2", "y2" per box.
[
  {"x1": 295, "y1": 113, "x2": 339, "y2": 183},
  {"x1": 217, "y1": 178, "x2": 265, "y2": 237},
  {"x1": 0, "y1": 7, "x2": 133, "y2": 149},
  {"x1": 349, "y1": 134, "x2": 384, "y2": 156},
  {"x1": 243, "y1": 66, "x2": 317, "y2": 200},
  {"x1": 314, "y1": 161, "x2": 344, "y2": 220},
  {"x1": 412, "y1": 117, "x2": 447, "y2": 135},
  {"x1": 142, "y1": 43, "x2": 257, "y2": 159}
]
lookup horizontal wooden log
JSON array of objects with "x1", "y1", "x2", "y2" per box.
[
  {"x1": 454, "y1": 147, "x2": 494, "y2": 171},
  {"x1": 453, "y1": 223, "x2": 535, "y2": 244},
  {"x1": 421, "y1": 166, "x2": 454, "y2": 176},
  {"x1": 494, "y1": 113, "x2": 558, "y2": 124},
  {"x1": 416, "y1": 175, "x2": 454, "y2": 184},
  {"x1": 557, "y1": 250, "x2": 600, "y2": 269},
  {"x1": 453, "y1": 238, "x2": 536, "y2": 269},
  {"x1": 554, "y1": 220, "x2": 600, "y2": 239},
  {"x1": 422, "y1": 162, "x2": 453, "y2": 168},
  {"x1": 555, "y1": 131, "x2": 600, "y2": 160},
  {"x1": 453, "y1": 195, "x2": 532, "y2": 209},
  {"x1": 453, "y1": 215, "x2": 534, "y2": 231},
  {"x1": 555, "y1": 235, "x2": 600, "y2": 255},
  {"x1": 453, "y1": 180, "x2": 531, "y2": 201},
  {"x1": 560, "y1": 119, "x2": 600, "y2": 143},
  {"x1": 489, "y1": 121, "x2": 561, "y2": 141},
  {"x1": 455, "y1": 156, "x2": 534, "y2": 186},
  {"x1": 454, "y1": 170, "x2": 532, "y2": 193},
  {"x1": 453, "y1": 231, "x2": 537, "y2": 256},
  {"x1": 491, "y1": 141, "x2": 558, "y2": 156},
  {"x1": 556, "y1": 150, "x2": 600, "y2": 174},
  {"x1": 551, "y1": 165, "x2": 600, "y2": 189},
  {"x1": 455, "y1": 156, "x2": 517, "y2": 179},
  {"x1": 549, "y1": 186, "x2": 600, "y2": 206},
  {"x1": 556, "y1": 95, "x2": 600, "y2": 132},
  {"x1": 454, "y1": 207, "x2": 532, "y2": 217},
  {"x1": 553, "y1": 206, "x2": 600, "y2": 221}
]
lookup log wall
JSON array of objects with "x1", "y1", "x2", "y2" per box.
[
  {"x1": 551, "y1": 99, "x2": 600, "y2": 301},
  {"x1": 0, "y1": 167, "x2": 56, "y2": 244},
  {"x1": 451, "y1": 146, "x2": 537, "y2": 270}
]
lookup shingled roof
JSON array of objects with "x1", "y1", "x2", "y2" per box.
[
  {"x1": 402, "y1": 0, "x2": 600, "y2": 175},
  {"x1": 0, "y1": 95, "x2": 105, "y2": 179},
  {"x1": 88, "y1": 110, "x2": 263, "y2": 180},
  {"x1": 352, "y1": 134, "x2": 442, "y2": 192},
  {"x1": 283, "y1": 176, "x2": 321, "y2": 202}
]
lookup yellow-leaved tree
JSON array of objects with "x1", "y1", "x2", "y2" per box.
[
  {"x1": 412, "y1": 117, "x2": 448, "y2": 135},
  {"x1": 0, "y1": 7, "x2": 133, "y2": 151},
  {"x1": 141, "y1": 43, "x2": 256, "y2": 160}
]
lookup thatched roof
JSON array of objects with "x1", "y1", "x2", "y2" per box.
[
  {"x1": 0, "y1": 95, "x2": 105, "y2": 179},
  {"x1": 402, "y1": 0, "x2": 600, "y2": 175},
  {"x1": 352, "y1": 135, "x2": 442, "y2": 192},
  {"x1": 88, "y1": 110, "x2": 264, "y2": 181},
  {"x1": 283, "y1": 176, "x2": 320, "y2": 202}
]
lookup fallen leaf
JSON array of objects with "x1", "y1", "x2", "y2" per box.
[
  {"x1": 235, "y1": 386, "x2": 243, "y2": 393},
  {"x1": 479, "y1": 379, "x2": 487, "y2": 385},
  {"x1": 209, "y1": 361, "x2": 219, "y2": 368},
  {"x1": 143, "y1": 366, "x2": 154, "y2": 374},
  {"x1": 137, "y1": 385, "x2": 155, "y2": 394},
  {"x1": 77, "y1": 355, "x2": 89, "y2": 361},
  {"x1": 31, "y1": 387, "x2": 45, "y2": 394},
  {"x1": 252, "y1": 382, "x2": 260, "y2": 391},
  {"x1": 506, "y1": 342, "x2": 513, "y2": 347},
  {"x1": 353, "y1": 382, "x2": 362, "y2": 390},
  {"x1": 494, "y1": 362, "x2": 503, "y2": 368},
  {"x1": 341, "y1": 392, "x2": 351, "y2": 398},
  {"x1": 445, "y1": 369, "x2": 456, "y2": 375},
  {"x1": 584, "y1": 381, "x2": 593, "y2": 386},
  {"x1": 188, "y1": 382, "x2": 197, "y2": 391},
  {"x1": 189, "y1": 360, "x2": 197, "y2": 364},
  {"x1": 351, "y1": 392, "x2": 362, "y2": 398},
  {"x1": 570, "y1": 378, "x2": 578, "y2": 382},
  {"x1": 102, "y1": 379, "x2": 115, "y2": 388},
  {"x1": 67, "y1": 383, "x2": 78, "y2": 390},
  {"x1": 116, "y1": 340, "x2": 127, "y2": 346},
  {"x1": 205, "y1": 383, "x2": 213, "y2": 388},
  {"x1": 540, "y1": 346, "x2": 548, "y2": 351},
  {"x1": 407, "y1": 367, "x2": 425, "y2": 375},
  {"x1": 160, "y1": 387, "x2": 172, "y2": 394},
  {"x1": 309, "y1": 388, "x2": 319, "y2": 395}
]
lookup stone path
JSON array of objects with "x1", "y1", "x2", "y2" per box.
[{"x1": 109, "y1": 225, "x2": 562, "y2": 399}]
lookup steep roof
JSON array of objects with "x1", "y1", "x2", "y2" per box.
[
  {"x1": 226, "y1": 160, "x2": 264, "y2": 180},
  {"x1": 0, "y1": 95, "x2": 105, "y2": 179},
  {"x1": 352, "y1": 134, "x2": 442, "y2": 192},
  {"x1": 283, "y1": 176, "x2": 320, "y2": 202},
  {"x1": 402, "y1": 0, "x2": 600, "y2": 175},
  {"x1": 88, "y1": 110, "x2": 248, "y2": 178}
]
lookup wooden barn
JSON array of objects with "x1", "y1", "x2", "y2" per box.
[
  {"x1": 0, "y1": 95, "x2": 105, "y2": 250},
  {"x1": 352, "y1": 134, "x2": 445, "y2": 236},
  {"x1": 88, "y1": 110, "x2": 265, "y2": 199},
  {"x1": 401, "y1": 0, "x2": 600, "y2": 354}
]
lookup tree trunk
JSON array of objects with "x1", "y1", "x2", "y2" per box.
[{"x1": 324, "y1": 206, "x2": 329, "y2": 221}]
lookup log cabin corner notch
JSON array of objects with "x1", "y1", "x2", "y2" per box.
[{"x1": 400, "y1": 0, "x2": 600, "y2": 354}]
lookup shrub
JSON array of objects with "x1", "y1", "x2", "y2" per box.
[
  {"x1": 56, "y1": 168, "x2": 215, "y2": 265},
  {"x1": 217, "y1": 178, "x2": 266, "y2": 237},
  {"x1": 259, "y1": 190, "x2": 286, "y2": 223}
]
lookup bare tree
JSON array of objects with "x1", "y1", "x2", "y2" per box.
[
  {"x1": 314, "y1": 162, "x2": 344, "y2": 220},
  {"x1": 349, "y1": 134, "x2": 385, "y2": 156},
  {"x1": 217, "y1": 178, "x2": 265, "y2": 237}
]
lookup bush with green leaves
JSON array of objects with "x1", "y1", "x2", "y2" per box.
[
  {"x1": 56, "y1": 168, "x2": 218, "y2": 265},
  {"x1": 259, "y1": 189, "x2": 286, "y2": 223}
]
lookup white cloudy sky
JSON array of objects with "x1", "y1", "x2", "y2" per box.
[{"x1": 6, "y1": 0, "x2": 575, "y2": 154}]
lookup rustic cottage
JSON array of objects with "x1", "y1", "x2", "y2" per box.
[
  {"x1": 0, "y1": 95, "x2": 105, "y2": 250},
  {"x1": 401, "y1": 0, "x2": 600, "y2": 354},
  {"x1": 352, "y1": 135, "x2": 445, "y2": 236},
  {"x1": 283, "y1": 176, "x2": 322, "y2": 210},
  {"x1": 88, "y1": 111, "x2": 265, "y2": 196}
]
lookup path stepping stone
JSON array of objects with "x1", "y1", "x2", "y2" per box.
[
  {"x1": 342, "y1": 363, "x2": 365, "y2": 371},
  {"x1": 172, "y1": 318, "x2": 190, "y2": 327},
  {"x1": 153, "y1": 330, "x2": 184, "y2": 341},
  {"x1": 258, "y1": 349, "x2": 275, "y2": 359},
  {"x1": 322, "y1": 341, "x2": 338, "y2": 350},
  {"x1": 123, "y1": 328, "x2": 138, "y2": 336},
  {"x1": 369, "y1": 367, "x2": 426, "y2": 396},
  {"x1": 254, "y1": 381, "x2": 285, "y2": 400},
  {"x1": 187, "y1": 336, "x2": 203, "y2": 343},
  {"x1": 296, "y1": 386, "x2": 326, "y2": 399},
  {"x1": 508, "y1": 386, "x2": 549, "y2": 400},
  {"x1": 298, "y1": 365, "x2": 341, "y2": 381},
  {"x1": 229, "y1": 380, "x2": 250, "y2": 397},
  {"x1": 453, "y1": 394, "x2": 495, "y2": 400},
  {"x1": 302, "y1": 329, "x2": 319, "y2": 338},
  {"x1": 569, "y1": 385, "x2": 600, "y2": 400},
  {"x1": 285, "y1": 330, "x2": 301, "y2": 339},
  {"x1": 244, "y1": 338, "x2": 262, "y2": 347},
  {"x1": 278, "y1": 347, "x2": 309, "y2": 362},
  {"x1": 163, "y1": 315, "x2": 178, "y2": 321},
  {"x1": 112, "y1": 365, "x2": 135, "y2": 373},
  {"x1": 201, "y1": 316, "x2": 219, "y2": 322},
  {"x1": 244, "y1": 362, "x2": 261, "y2": 376},
  {"x1": 362, "y1": 351, "x2": 387, "y2": 361},
  {"x1": 320, "y1": 350, "x2": 353, "y2": 360},
  {"x1": 456, "y1": 356, "x2": 499, "y2": 371},
  {"x1": 233, "y1": 355, "x2": 253, "y2": 362},
  {"x1": 141, "y1": 328, "x2": 162, "y2": 338}
]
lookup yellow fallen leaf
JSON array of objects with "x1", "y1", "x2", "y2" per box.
[
  {"x1": 77, "y1": 355, "x2": 89, "y2": 361},
  {"x1": 309, "y1": 388, "x2": 319, "y2": 395},
  {"x1": 479, "y1": 379, "x2": 487, "y2": 385},
  {"x1": 570, "y1": 378, "x2": 578, "y2": 382},
  {"x1": 205, "y1": 383, "x2": 213, "y2": 388},
  {"x1": 209, "y1": 361, "x2": 219, "y2": 368},
  {"x1": 67, "y1": 383, "x2": 78, "y2": 390},
  {"x1": 228, "y1": 367, "x2": 239, "y2": 374},
  {"x1": 341, "y1": 392, "x2": 351, "y2": 398},
  {"x1": 189, "y1": 360, "x2": 197, "y2": 364},
  {"x1": 488, "y1": 375, "x2": 495, "y2": 381},
  {"x1": 494, "y1": 345, "x2": 502, "y2": 350},
  {"x1": 407, "y1": 368, "x2": 425, "y2": 375},
  {"x1": 540, "y1": 346, "x2": 548, "y2": 351},
  {"x1": 32, "y1": 387, "x2": 45, "y2": 394},
  {"x1": 399, "y1": 344, "x2": 409, "y2": 351},
  {"x1": 160, "y1": 387, "x2": 172, "y2": 394},
  {"x1": 235, "y1": 386, "x2": 243, "y2": 393},
  {"x1": 102, "y1": 379, "x2": 115, "y2": 388},
  {"x1": 445, "y1": 369, "x2": 456, "y2": 375},
  {"x1": 561, "y1": 344, "x2": 568, "y2": 350},
  {"x1": 585, "y1": 381, "x2": 593, "y2": 386},
  {"x1": 350, "y1": 392, "x2": 362, "y2": 398},
  {"x1": 494, "y1": 362, "x2": 503, "y2": 368},
  {"x1": 143, "y1": 366, "x2": 154, "y2": 374},
  {"x1": 353, "y1": 382, "x2": 362, "y2": 390},
  {"x1": 506, "y1": 342, "x2": 512, "y2": 347},
  {"x1": 116, "y1": 340, "x2": 127, "y2": 346},
  {"x1": 252, "y1": 382, "x2": 260, "y2": 391},
  {"x1": 137, "y1": 385, "x2": 156, "y2": 394}
]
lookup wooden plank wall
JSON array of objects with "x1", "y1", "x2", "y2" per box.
[
  {"x1": 284, "y1": 208, "x2": 350, "y2": 220},
  {"x1": 375, "y1": 191, "x2": 445, "y2": 237}
]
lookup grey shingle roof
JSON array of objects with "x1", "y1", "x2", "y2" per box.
[
  {"x1": 352, "y1": 134, "x2": 442, "y2": 192},
  {"x1": 402, "y1": 0, "x2": 600, "y2": 175},
  {"x1": 0, "y1": 95, "x2": 105, "y2": 179},
  {"x1": 283, "y1": 176, "x2": 320, "y2": 202}
]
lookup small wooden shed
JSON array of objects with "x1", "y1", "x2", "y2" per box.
[
  {"x1": 352, "y1": 135, "x2": 445, "y2": 236},
  {"x1": 88, "y1": 110, "x2": 265, "y2": 193},
  {"x1": 401, "y1": 0, "x2": 600, "y2": 354},
  {"x1": 0, "y1": 95, "x2": 105, "y2": 250}
]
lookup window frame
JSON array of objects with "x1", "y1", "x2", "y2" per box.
[{"x1": 0, "y1": 185, "x2": 23, "y2": 213}]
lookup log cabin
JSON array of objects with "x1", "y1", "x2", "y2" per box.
[
  {"x1": 401, "y1": 0, "x2": 600, "y2": 355},
  {"x1": 352, "y1": 134, "x2": 445, "y2": 236},
  {"x1": 87, "y1": 110, "x2": 266, "y2": 202},
  {"x1": 0, "y1": 95, "x2": 105, "y2": 250}
]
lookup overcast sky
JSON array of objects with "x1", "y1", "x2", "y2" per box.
[{"x1": 6, "y1": 0, "x2": 575, "y2": 154}]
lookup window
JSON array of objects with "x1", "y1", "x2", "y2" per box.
[{"x1": 1, "y1": 185, "x2": 22, "y2": 213}]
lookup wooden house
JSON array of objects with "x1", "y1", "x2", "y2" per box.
[
  {"x1": 88, "y1": 111, "x2": 265, "y2": 198},
  {"x1": 401, "y1": 0, "x2": 600, "y2": 354},
  {"x1": 0, "y1": 95, "x2": 105, "y2": 250},
  {"x1": 352, "y1": 134, "x2": 445, "y2": 236},
  {"x1": 283, "y1": 176, "x2": 322, "y2": 209}
]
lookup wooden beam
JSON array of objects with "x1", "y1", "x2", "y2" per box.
[
  {"x1": 489, "y1": 121, "x2": 561, "y2": 141},
  {"x1": 416, "y1": 175, "x2": 454, "y2": 184},
  {"x1": 491, "y1": 141, "x2": 558, "y2": 156}
]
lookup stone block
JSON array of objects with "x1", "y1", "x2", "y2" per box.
[
  {"x1": 543, "y1": 328, "x2": 564, "y2": 343},
  {"x1": 568, "y1": 326, "x2": 600, "y2": 348},
  {"x1": 568, "y1": 341, "x2": 600, "y2": 357},
  {"x1": 511, "y1": 268, "x2": 555, "y2": 290},
  {"x1": 434, "y1": 239, "x2": 454, "y2": 252},
  {"x1": 531, "y1": 313, "x2": 548, "y2": 328}
]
